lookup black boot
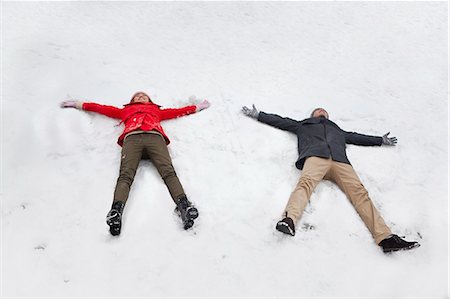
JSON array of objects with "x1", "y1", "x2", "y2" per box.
[
  {"x1": 379, "y1": 234, "x2": 420, "y2": 253},
  {"x1": 175, "y1": 196, "x2": 199, "y2": 230},
  {"x1": 276, "y1": 217, "x2": 295, "y2": 236},
  {"x1": 106, "y1": 201, "x2": 125, "y2": 236}
]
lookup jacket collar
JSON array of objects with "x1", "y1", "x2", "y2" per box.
[
  {"x1": 123, "y1": 102, "x2": 161, "y2": 108},
  {"x1": 303, "y1": 117, "x2": 325, "y2": 124},
  {"x1": 302, "y1": 117, "x2": 337, "y2": 126}
]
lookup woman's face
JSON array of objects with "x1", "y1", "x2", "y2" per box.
[{"x1": 132, "y1": 92, "x2": 151, "y2": 103}]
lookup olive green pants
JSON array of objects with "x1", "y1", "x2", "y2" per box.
[
  {"x1": 113, "y1": 133, "x2": 185, "y2": 204},
  {"x1": 284, "y1": 156, "x2": 392, "y2": 244}
]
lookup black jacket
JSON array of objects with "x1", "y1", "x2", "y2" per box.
[{"x1": 257, "y1": 112, "x2": 383, "y2": 169}]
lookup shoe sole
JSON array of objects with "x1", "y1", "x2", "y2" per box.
[
  {"x1": 187, "y1": 207, "x2": 199, "y2": 220},
  {"x1": 109, "y1": 225, "x2": 121, "y2": 236},
  {"x1": 183, "y1": 219, "x2": 194, "y2": 230},
  {"x1": 383, "y1": 243, "x2": 420, "y2": 253},
  {"x1": 106, "y1": 212, "x2": 121, "y2": 236},
  {"x1": 175, "y1": 207, "x2": 198, "y2": 230},
  {"x1": 276, "y1": 222, "x2": 295, "y2": 236},
  {"x1": 183, "y1": 208, "x2": 197, "y2": 230}
]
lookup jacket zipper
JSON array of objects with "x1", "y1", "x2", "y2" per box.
[{"x1": 323, "y1": 121, "x2": 332, "y2": 157}]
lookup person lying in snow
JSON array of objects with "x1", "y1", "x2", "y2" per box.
[
  {"x1": 242, "y1": 105, "x2": 420, "y2": 253},
  {"x1": 61, "y1": 92, "x2": 210, "y2": 235}
]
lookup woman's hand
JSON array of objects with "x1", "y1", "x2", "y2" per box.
[
  {"x1": 60, "y1": 100, "x2": 82, "y2": 109},
  {"x1": 196, "y1": 100, "x2": 210, "y2": 112}
]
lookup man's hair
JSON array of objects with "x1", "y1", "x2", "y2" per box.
[
  {"x1": 310, "y1": 108, "x2": 330, "y2": 119},
  {"x1": 310, "y1": 108, "x2": 323, "y2": 117}
]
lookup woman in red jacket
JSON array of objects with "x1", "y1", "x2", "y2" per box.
[{"x1": 61, "y1": 92, "x2": 210, "y2": 236}]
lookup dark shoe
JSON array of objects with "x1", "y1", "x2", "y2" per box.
[
  {"x1": 276, "y1": 217, "x2": 295, "y2": 236},
  {"x1": 379, "y1": 234, "x2": 420, "y2": 253},
  {"x1": 175, "y1": 196, "x2": 199, "y2": 230},
  {"x1": 106, "y1": 201, "x2": 125, "y2": 236}
]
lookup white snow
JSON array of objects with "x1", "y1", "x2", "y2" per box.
[{"x1": 1, "y1": 1, "x2": 448, "y2": 298}]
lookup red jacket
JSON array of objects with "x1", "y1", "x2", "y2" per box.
[{"x1": 82, "y1": 101, "x2": 197, "y2": 146}]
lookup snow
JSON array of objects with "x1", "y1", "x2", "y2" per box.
[{"x1": 1, "y1": 1, "x2": 448, "y2": 298}]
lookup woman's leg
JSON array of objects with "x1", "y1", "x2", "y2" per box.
[
  {"x1": 113, "y1": 135, "x2": 144, "y2": 204},
  {"x1": 143, "y1": 134, "x2": 185, "y2": 202}
]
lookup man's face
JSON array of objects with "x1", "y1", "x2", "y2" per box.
[
  {"x1": 132, "y1": 92, "x2": 151, "y2": 103},
  {"x1": 312, "y1": 108, "x2": 329, "y2": 119}
]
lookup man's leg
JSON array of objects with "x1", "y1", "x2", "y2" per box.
[
  {"x1": 283, "y1": 157, "x2": 332, "y2": 224},
  {"x1": 328, "y1": 161, "x2": 392, "y2": 244}
]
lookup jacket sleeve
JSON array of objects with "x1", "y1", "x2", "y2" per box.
[
  {"x1": 82, "y1": 102, "x2": 122, "y2": 119},
  {"x1": 257, "y1": 111, "x2": 299, "y2": 133},
  {"x1": 345, "y1": 131, "x2": 383, "y2": 146},
  {"x1": 160, "y1": 105, "x2": 197, "y2": 120}
]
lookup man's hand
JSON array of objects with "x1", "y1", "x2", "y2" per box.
[
  {"x1": 382, "y1": 132, "x2": 397, "y2": 146},
  {"x1": 242, "y1": 104, "x2": 259, "y2": 119},
  {"x1": 196, "y1": 100, "x2": 210, "y2": 112},
  {"x1": 60, "y1": 100, "x2": 82, "y2": 109}
]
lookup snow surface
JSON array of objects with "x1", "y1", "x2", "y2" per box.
[{"x1": 1, "y1": 1, "x2": 448, "y2": 298}]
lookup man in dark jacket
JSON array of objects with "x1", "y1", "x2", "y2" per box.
[{"x1": 242, "y1": 105, "x2": 419, "y2": 253}]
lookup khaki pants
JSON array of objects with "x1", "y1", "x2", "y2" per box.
[
  {"x1": 113, "y1": 133, "x2": 185, "y2": 204},
  {"x1": 285, "y1": 157, "x2": 391, "y2": 244}
]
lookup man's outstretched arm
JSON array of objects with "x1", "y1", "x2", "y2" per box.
[
  {"x1": 345, "y1": 131, "x2": 397, "y2": 146},
  {"x1": 242, "y1": 104, "x2": 299, "y2": 133}
]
